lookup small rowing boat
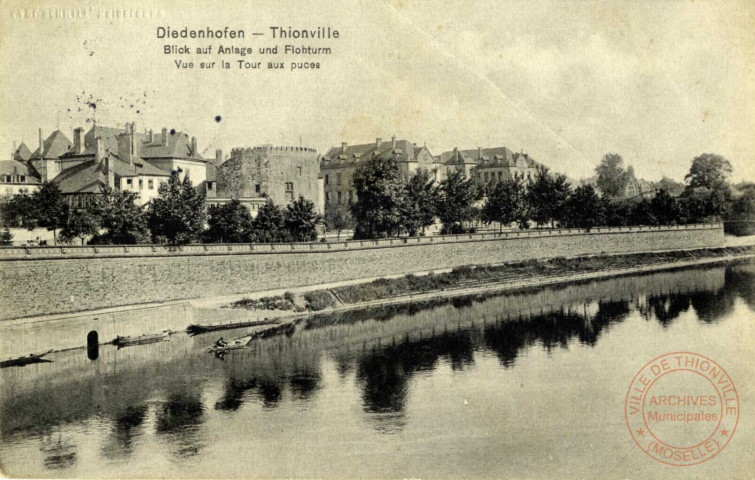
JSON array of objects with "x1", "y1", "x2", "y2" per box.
[
  {"x1": 207, "y1": 338, "x2": 250, "y2": 354},
  {"x1": 187, "y1": 318, "x2": 279, "y2": 335},
  {"x1": 113, "y1": 331, "x2": 171, "y2": 348},
  {"x1": 1, "y1": 350, "x2": 54, "y2": 368}
]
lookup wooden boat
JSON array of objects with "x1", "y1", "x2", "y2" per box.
[
  {"x1": 1, "y1": 350, "x2": 54, "y2": 368},
  {"x1": 113, "y1": 331, "x2": 171, "y2": 348},
  {"x1": 187, "y1": 318, "x2": 279, "y2": 335},
  {"x1": 207, "y1": 338, "x2": 250, "y2": 354}
]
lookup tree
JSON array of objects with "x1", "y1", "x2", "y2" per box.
[
  {"x1": 482, "y1": 178, "x2": 528, "y2": 231},
  {"x1": 563, "y1": 185, "x2": 604, "y2": 230},
  {"x1": 595, "y1": 153, "x2": 629, "y2": 197},
  {"x1": 204, "y1": 199, "x2": 254, "y2": 243},
  {"x1": 402, "y1": 168, "x2": 438, "y2": 236},
  {"x1": 0, "y1": 228, "x2": 12, "y2": 246},
  {"x1": 33, "y1": 182, "x2": 68, "y2": 244},
  {"x1": 685, "y1": 153, "x2": 732, "y2": 190},
  {"x1": 90, "y1": 187, "x2": 150, "y2": 244},
  {"x1": 148, "y1": 172, "x2": 206, "y2": 245},
  {"x1": 284, "y1": 196, "x2": 321, "y2": 242},
  {"x1": 527, "y1": 166, "x2": 571, "y2": 227},
  {"x1": 324, "y1": 202, "x2": 355, "y2": 241},
  {"x1": 650, "y1": 189, "x2": 681, "y2": 225},
  {"x1": 60, "y1": 209, "x2": 99, "y2": 245},
  {"x1": 728, "y1": 184, "x2": 755, "y2": 221},
  {"x1": 630, "y1": 198, "x2": 657, "y2": 226},
  {"x1": 351, "y1": 155, "x2": 406, "y2": 239},
  {"x1": 253, "y1": 199, "x2": 286, "y2": 243},
  {"x1": 436, "y1": 171, "x2": 479, "y2": 234},
  {"x1": 1, "y1": 193, "x2": 38, "y2": 229}
]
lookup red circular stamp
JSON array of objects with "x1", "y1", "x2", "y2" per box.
[{"x1": 624, "y1": 351, "x2": 739, "y2": 466}]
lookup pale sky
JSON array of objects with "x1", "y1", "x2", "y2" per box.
[{"x1": 1, "y1": 0, "x2": 753, "y2": 182}]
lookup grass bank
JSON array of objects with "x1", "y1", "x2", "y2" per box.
[{"x1": 229, "y1": 246, "x2": 754, "y2": 313}]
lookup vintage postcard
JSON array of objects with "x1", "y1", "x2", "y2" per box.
[{"x1": 0, "y1": 0, "x2": 753, "y2": 478}]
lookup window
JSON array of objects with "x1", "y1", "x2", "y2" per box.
[
  {"x1": 297, "y1": 166, "x2": 302, "y2": 176},
  {"x1": 207, "y1": 181, "x2": 213, "y2": 191},
  {"x1": 325, "y1": 191, "x2": 331, "y2": 204},
  {"x1": 484, "y1": 172, "x2": 489, "y2": 181},
  {"x1": 336, "y1": 173, "x2": 342, "y2": 186},
  {"x1": 255, "y1": 184, "x2": 260, "y2": 193},
  {"x1": 126, "y1": 179, "x2": 133, "y2": 187},
  {"x1": 325, "y1": 174, "x2": 329, "y2": 186},
  {"x1": 348, "y1": 191, "x2": 353, "y2": 203},
  {"x1": 148, "y1": 179, "x2": 154, "y2": 190},
  {"x1": 139, "y1": 179, "x2": 143, "y2": 190},
  {"x1": 285, "y1": 182, "x2": 294, "y2": 201},
  {"x1": 19, "y1": 175, "x2": 25, "y2": 183},
  {"x1": 337, "y1": 191, "x2": 342, "y2": 203}
]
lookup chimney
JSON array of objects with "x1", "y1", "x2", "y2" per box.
[
  {"x1": 147, "y1": 129, "x2": 153, "y2": 143},
  {"x1": 161, "y1": 127, "x2": 168, "y2": 145},
  {"x1": 118, "y1": 132, "x2": 134, "y2": 167},
  {"x1": 38, "y1": 128, "x2": 44, "y2": 158},
  {"x1": 105, "y1": 155, "x2": 115, "y2": 189},
  {"x1": 73, "y1": 127, "x2": 84, "y2": 154},
  {"x1": 215, "y1": 149, "x2": 223, "y2": 165},
  {"x1": 341, "y1": 141, "x2": 347, "y2": 152},
  {"x1": 191, "y1": 136, "x2": 197, "y2": 157},
  {"x1": 478, "y1": 147, "x2": 482, "y2": 159},
  {"x1": 376, "y1": 137, "x2": 382, "y2": 148},
  {"x1": 95, "y1": 136, "x2": 105, "y2": 161},
  {"x1": 391, "y1": 136, "x2": 396, "y2": 148}
]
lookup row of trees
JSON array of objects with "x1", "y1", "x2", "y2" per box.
[
  {"x1": 345, "y1": 153, "x2": 743, "y2": 238},
  {"x1": 0, "y1": 172, "x2": 322, "y2": 245}
]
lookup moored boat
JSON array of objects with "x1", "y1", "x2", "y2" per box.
[
  {"x1": 1, "y1": 350, "x2": 54, "y2": 368},
  {"x1": 187, "y1": 318, "x2": 279, "y2": 335},
  {"x1": 113, "y1": 331, "x2": 171, "y2": 348}
]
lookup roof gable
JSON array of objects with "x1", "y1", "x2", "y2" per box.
[{"x1": 31, "y1": 130, "x2": 72, "y2": 160}]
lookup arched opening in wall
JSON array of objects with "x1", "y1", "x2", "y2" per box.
[{"x1": 87, "y1": 330, "x2": 99, "y2": 360}]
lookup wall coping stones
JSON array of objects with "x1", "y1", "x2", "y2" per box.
[{"x1": 0, "y1": 223, "x2": 723, "y2": 261}]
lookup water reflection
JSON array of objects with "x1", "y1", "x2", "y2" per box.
[{"x1": 0, "y1": 261, "x2": 752, "y2": 475}]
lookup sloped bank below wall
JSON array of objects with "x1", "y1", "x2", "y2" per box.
[{"x1": 0, "y1": 224, "x2": 723, "y2": 321}]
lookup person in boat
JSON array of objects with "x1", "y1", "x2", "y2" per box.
[{"x1": 214, "y1": 337, "x2": 228, "y2": 348}]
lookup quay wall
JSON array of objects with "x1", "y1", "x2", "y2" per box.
[{"x1": 0, "y1": 224, "x2": 723, "y2": 321}]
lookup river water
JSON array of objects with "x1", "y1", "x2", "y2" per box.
[{"x1": 1, "y1": 262, "x2": 753, "y2": 479}]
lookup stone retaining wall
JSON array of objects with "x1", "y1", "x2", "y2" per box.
[{"x1": 0, "y1": 224, "x2": 723, "y2": 321}]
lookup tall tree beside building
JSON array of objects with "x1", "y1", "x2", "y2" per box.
[
  {"x1": 402, "y1": 168, "x2": 438, "y2": 236},
  {"x1": 32, "y1": 182, "x2": 69, "y2": 245},
  {"x1": 436, "y1": 171, "x2": 479, "y2": 234},
  {"x1": 60, "y1": 209, "x2": 99, "y2": 245},
  {"x1": 482, "y1": 178, "x2": 529, "y2": 232},
  {"x1": 595, "y1": 153, "x2": 629, "y2": 197},
  {"x1": 148, "y1": 172, "x2": 206, "y2": 245},
  {"x1": 684, "y1": 154, "x2": 732, "y2": 190},
  {"x1": 527, "y1": 166, "x2": 571, "y2": 227},
  {"x1": 563, "y1": 185, "x2": 604, "y2": 230},
  {"x1": 204, "y1": 199, "x2": 254, "y2": 243},
  {"x1": 324, "y1": 202, "x2": 354, "y2": 241},
  {"x1": 253, "y1": 199, "x2": 287, "y2": 243},
  {"x1": 351, "y1": 155, "x2": 406, "y2": 239},
  {"x1": 650, "y1": 189, "x2": 682, "y2": 225},
  {"x1": 284, "y1": 196, "x2": 322, "y2": 242},
  {"x1": 90, "y1": 187, "x2": 150, "y2": 244},
  {"x1": 680, "y1": 153, "x2": 733, "y2": 221}
]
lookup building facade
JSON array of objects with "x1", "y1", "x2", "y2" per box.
[
  {"x1": 0, "y1": 160, "x2": 41, "y2": 196},
  {"x1": 320, "y1": 137, "x2": 437, "y2": 205},
  {"x1": 438, "y1": 146, "x2": 540, "y2": 186}
]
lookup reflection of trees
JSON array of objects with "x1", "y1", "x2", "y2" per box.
[
  {"x1": 40, "y1": 432, "x2": 77, "y2": 470},
  {"x1": 638, "y1": 294, "x2": 692, "y2": 328},
  {"x1": 727, "y1": 265, "x2": 755, "y2": 310},
  {"x1": 155, "y1": 392, "x2": 205, "y2": 458},
  {"x1": 356, "y1": 330, "x2": 474, "y2": 433},
  {"x1": 485, "y1": 301, "x2": 629, "y2": 366},
  {"x1": 101, "y1": 405, "x2": 147, "y2": 459}
]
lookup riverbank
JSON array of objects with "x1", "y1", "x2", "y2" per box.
[{"x1": 224, "y1": 246, "x2": 755, "y2": 337}]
